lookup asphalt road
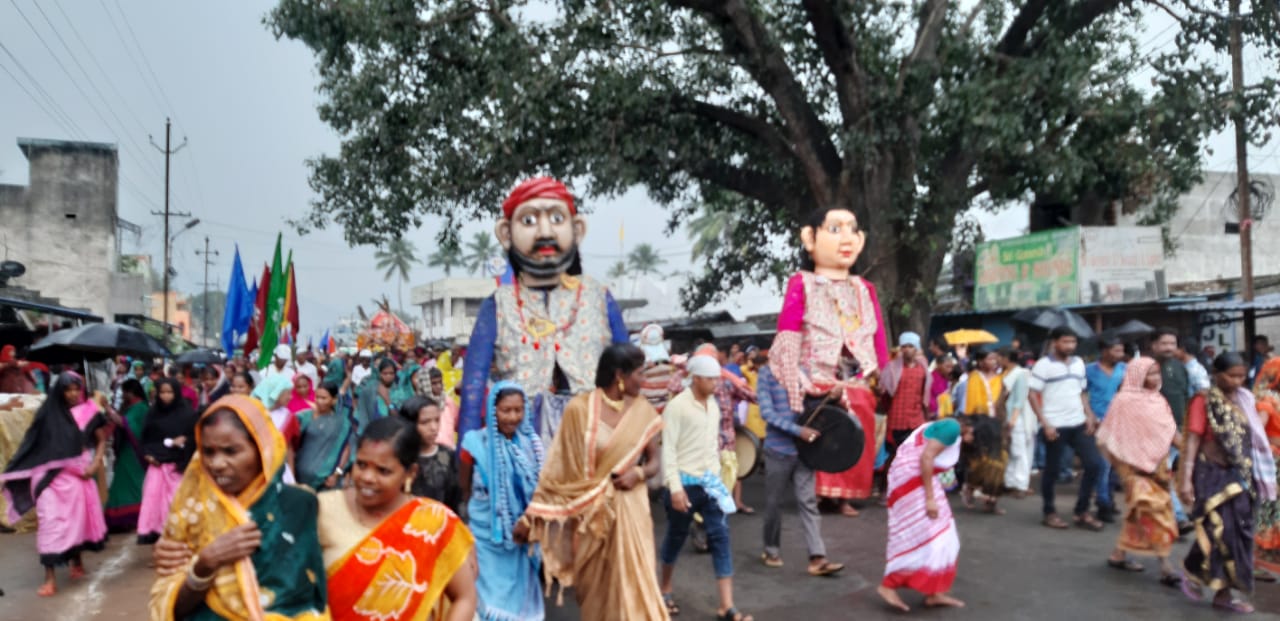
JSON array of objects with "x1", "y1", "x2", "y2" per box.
[{"x1": 3, "y1": 476, "x2": 1278, "y2": 620}]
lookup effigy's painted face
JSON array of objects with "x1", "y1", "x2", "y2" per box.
[
  {"x1": 498, "y1": 197, "x2": 586, "y2": 283},
  {"x1": 801, "y1": 209, "x2": 864, "y2": 274}
]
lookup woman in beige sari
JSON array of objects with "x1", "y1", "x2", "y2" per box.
[{"x1": 512, "y1": 343, "x2": 668, "y2": 620}]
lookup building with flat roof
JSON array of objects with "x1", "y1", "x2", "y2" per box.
[{"x1": 410, "y1": 277, "x2": 497, "y2": 344}]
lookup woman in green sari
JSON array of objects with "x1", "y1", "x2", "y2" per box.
[
  {"x1": 294, "y1": 382, "x2": 354, "y2": 492},
  {"x1": 105, "y1": 379, "x2": 149, "y2": 532},
  {"x1": 148, "y1": 394, "x2": 329, "y2": 620}
]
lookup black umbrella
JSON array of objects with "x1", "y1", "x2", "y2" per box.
[
  {"x1": 1011, "y1": 307, "x2": 1096, "y2": 339},
  {"x1": 1101, "y1": 319, "x2": 1155, "y2": 342},
  {"x1": 175, "y1": 348, "x2": 224, "y2": 366},
  {"x1": 26, "y1": 323, "x2": 171, "y2": 364}
]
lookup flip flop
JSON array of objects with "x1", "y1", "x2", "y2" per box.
[
  {"x1": 808, "y1": 560, "x2": 845, "y2": 577},
  {"x1": 760, "y1": 553, "x2": 783, "y2": 568},
  {"x1": 716, "y1": 607, "x2": 753, "y2": 621},
  {"x1": 69, "y1": 565, "x2": 86, "y2": 580},
  {"x1": 736, "y1": 505, "x2": 756, "y2": 515},
  {"x1": 1178, "y1": 575, "x2": 1203, "y2": 602},
  {"x1": 1042, "y1": 514, "x2": 1069, "y2": 529},
  {"x1": 37, "y1": 583, "x2": 56, "y2": 597},
  {"x1": 1074, "y1": 514, "x2": 1105, "y2": 531},
  {"x1": 1106, "y1": 558, "x2": 1144, "y2": 572},
  {"x1": 1212, "y1": 600, "x2": 1255, "y2": 614},
  {"x1": 662, "y1": 593, "x2": 680, "y2": 616}
]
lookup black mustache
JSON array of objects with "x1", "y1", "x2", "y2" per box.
[{"x1": 532, "y1": 239, "x2": 562, "y2": 252}]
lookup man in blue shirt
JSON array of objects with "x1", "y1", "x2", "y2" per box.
[
  {"x1": 1084, "y1": 338, "x2": 1126, "y2": 522},
  {"x1": 757, "y1": 365, "x2": 843, "y2": 577}
]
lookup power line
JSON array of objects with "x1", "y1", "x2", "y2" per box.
[
  {"x1": 106, "y1": 0, "x2": 176, "y2": 115},
  {"x1": 0, "y1": 40, "x2": 86, "y2": 138},
  {"x1": 50, "y1": 0, "x2": 151, "y2": 139},
  {"x1": 96, "y1": 0, "x2": 167, "y2": 117},
  {"x1": 0, "y1": 57, "x2": 79, "y2": 139}
]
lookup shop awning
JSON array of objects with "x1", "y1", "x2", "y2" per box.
[{"x1": 0, "y1": 295, "x2": 103, "y2": 322}]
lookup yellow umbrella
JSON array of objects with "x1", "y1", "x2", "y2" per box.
[{"x1": 944, "y1": 329, "x2": 999, "y2": 346}]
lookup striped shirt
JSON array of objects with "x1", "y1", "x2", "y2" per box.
[
  {"x1": 757, "y1": 366, "x2": 804, "y2": 456},
  {"x1": 1029, "y1": 354, "x2": 1088, "y2": 428}
]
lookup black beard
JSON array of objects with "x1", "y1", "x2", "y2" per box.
[{"x1": 510, "y1": 244, "x2": 579, "y2": 280}]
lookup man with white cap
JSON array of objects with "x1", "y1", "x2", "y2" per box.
[
  {"x1": 879, "y1": 332, "x2": 933, "y2": 472},
  {"x1": 295, "y1": 345, "x2": 320, "y2": 387},
  {"x1": 658, "y1": 355, "x2": 752, "y2": 621},
  {"x1": 350, "y1": 349, "x2": 373, "y2": 387},
  {"x1": 263, "y1": 344, "x2": 295, "y2": 380}
]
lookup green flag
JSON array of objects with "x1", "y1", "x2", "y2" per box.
[{"x1": 257, "y1": 234, "x2": 288, "y2": 369}]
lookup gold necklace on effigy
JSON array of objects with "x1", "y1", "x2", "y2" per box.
[{"x1": 514, "y1": 276, "x2": 583, "y2": 352}]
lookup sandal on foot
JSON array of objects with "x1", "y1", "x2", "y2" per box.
[
  {"x1": 1106, "y1": 558, "x2": 1144, "y2": 572},
  {"x1": 761, "y1": 553, "x2": 783, "y2": 568},
  {"x1": 662, "y1": 593, "x2": 680, "y2": 616},
  {"x1": 69, "y1": 565, "x2": 86, "y2": 580},
  {"x1": 1159, "y1": 573, "x2": 1181, "y2": 588},
  {"x1": 808, "y1": 560, "x2": 844, "y2": 576},
  {"x1": 1042, "y1": 514, "x2": 1069, "y2": 529},
  {"x1": 717, "y1": 608, "x2": 753, "y2": 621},
  {"x1": 1212, "y1": 599, "x2": 1255, "y2": 614},
  {"x1": 37, "y1": 583, "x2": 56, "y2": 597},
  {"x1": 1074, "y1": 514, "x2": 1104, "y2": 531},
  {"x1": 1178, "y1": 575, "x2": 1203, "y2": 602}
]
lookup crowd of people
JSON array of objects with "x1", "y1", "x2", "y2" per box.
[{"x1": 2, "y1": 184, "x2": 1279, "y2": 619}]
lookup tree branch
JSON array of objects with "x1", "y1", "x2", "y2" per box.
[
  {"x1": 995, "y1": 0, "x2": 1050, "y2": 56},
  {"x1": 690, "y1": 160, "x2": 797, "y2": 209},
  {"x1": 895, "y1": 0, "x2": 949, "y2": 96},
  {"x1": 674, "y1": 97, "x2": 797, "y2": 163},
  {"x1": 1025, "y1": 0, "x2": 1126, "y2": 54},
  {"x1": 669, "y1": 0, "x2": 843, "y2": 205},
  {"x1": 799, "y1": 0, "x2": 866, "y2": 126}
]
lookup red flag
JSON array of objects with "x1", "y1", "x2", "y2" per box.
[
  {"x1": 244, "y1": 263, "x2": 271, "y2": 354},
  {"x1": 282, "y1": 253, "x2": 299, "y2": 342}
]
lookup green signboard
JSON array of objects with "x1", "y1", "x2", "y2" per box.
[{"x1": 974, "y1": 227, "x2": 1080, "y2": 311}]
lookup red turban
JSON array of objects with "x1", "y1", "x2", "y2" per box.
[{"x1": 501, "y1": 177, "x2": 576, "y2": 219}]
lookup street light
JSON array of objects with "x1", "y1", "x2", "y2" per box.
[{"x1": 163, "y1": 218, "x2": 201, "y2": 336}]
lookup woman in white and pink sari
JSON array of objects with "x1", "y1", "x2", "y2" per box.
[
  {"x1": 878, "y1": 417, "x2": 965, "y2": 612},
  {"x1": 1, "y1": 372, "x2": 109, "y2": 597}
]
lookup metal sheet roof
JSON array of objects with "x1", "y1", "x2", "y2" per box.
[
  {"x1": 1167, "y1": 292, "x2": 1280, "y2": 312},
  {"x1": 0, "y1": 296, "x2": 102, "y2": 322}
]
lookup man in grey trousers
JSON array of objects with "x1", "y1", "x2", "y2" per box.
[{"x1": 756, "y1": 364, "x2": 844, "y2": 576}]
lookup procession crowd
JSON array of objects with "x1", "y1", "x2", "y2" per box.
[{"x1": 1, "y1": 180, "x2": 1278, "y2": 620}]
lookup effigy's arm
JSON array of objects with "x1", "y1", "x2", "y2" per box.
[
  {"x1": 772, "y1": 273, "x2": 815, "y2": 413},
  {"x1": 458, "y1": 296, "x2": 498, "y2": 437},
  {"x1": 605, "y1": 292, "x2": 629, "y2": 344},
  {"x1": 864, "y1": 279, "x2": 891, "y2": 373}
]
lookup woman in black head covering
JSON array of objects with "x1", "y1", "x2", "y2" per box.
[
  {"x1": 2, "y1": 372, "x2": 109, "y2": 596},
  {"x1": 135, "y1": 377, "x2": 198, "y2": 544}
]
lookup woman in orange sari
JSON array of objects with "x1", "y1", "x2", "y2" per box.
[
  {"x1": 514, "y1": 343, "x2": 668, "y2": 620},
  {"x1": 156, "y1": 415, "x2": 478, "y2": 620},
  {"x1": 1252, "y1": 357, "x2": 1280, "y2": 576}
]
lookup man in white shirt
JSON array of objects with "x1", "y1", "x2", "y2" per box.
[
  {"x1": 658, "y1": 355, "x2": 750, "y2": 621},
  {"x1": 350, "y1": 349, "x2": 373, "y2": 387},
  {"x1": 294, "y1": 346, "x2": 320, "y2": 387},
  {"x1": 262, "y1": 344, "x2": 295, "y2": 380},
  {"x1": 1028, "y1": 327, "x2": 1103, "y2": 531}
]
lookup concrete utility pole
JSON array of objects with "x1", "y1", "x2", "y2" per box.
[
  {"x1": 1228, "y1": 0, "x2": 1256, "y2": 349},
  {"x1": 195, "y1": 236, "x2": 219, "y2": 347},
  {"x1": 149, "y1": 118, "x2": 189, "y2": 335}
]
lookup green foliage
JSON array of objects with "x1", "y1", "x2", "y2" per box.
[
  {"x1": 374, "y1": 237, "x2": 417, "y2": 313},
  {"x1": 267, "y1": 0, "x2": 1280, "y2": 329},
  {"x1": 627, "y1": 243, "x2": 667, "y2": 276},
  {"x1": 462, "y1": 231, "x2": 500, "y2": 276},
  {"x1": 425, "y1": 238, "x2": 464, "y2": 276}
]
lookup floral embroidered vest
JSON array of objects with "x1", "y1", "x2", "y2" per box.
[
  {"x1": 798, "y1": 272, "x2": 881, "y2": 383},
  {"x1": 493, "y1": 274, "x2": 613, "y2": 395}
]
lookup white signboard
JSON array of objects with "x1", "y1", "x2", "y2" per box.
[{"x1": 1078, "y1": 226, "x2": 1165, "y2": 304}]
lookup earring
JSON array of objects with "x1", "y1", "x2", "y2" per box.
[{"x1": 618, "y1": 379, "x2": 625, "y2": 393}]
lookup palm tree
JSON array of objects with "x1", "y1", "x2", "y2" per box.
[
  {"x1": 375, "y1": 238, "x2": 417, "y2": 315},
  {"x1": 607, "y1": 260, "x2": 629, "y2": 282},
  {"x1": 687, "y1": 206, "x2": 734, "y2": 261},
  {"x1": 627, "y1": 243, "x2": 666, "y2": 276},
  {"x1": 426, "y1": 242, "x2": 464, "y2": 276},
  {"x1": 463, "y1": 231, "x2": 500, "y2": 275}
]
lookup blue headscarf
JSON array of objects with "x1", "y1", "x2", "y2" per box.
[{"x1": 478, "y1": 380, "x2": 544, "y2": 549}]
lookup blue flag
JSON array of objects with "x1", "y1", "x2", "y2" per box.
[
  {"x1": 319, "y1": 329, "x2": 331, "y2": 354},
  {"x1": 221, "y1": 246, "x2": 254, "y2": 354}
]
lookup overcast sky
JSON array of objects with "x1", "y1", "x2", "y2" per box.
[{"x1": 1, "y1": 2, "x2": 1273, "y2": 338}]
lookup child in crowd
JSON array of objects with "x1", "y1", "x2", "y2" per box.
[{"x1": 399, "y1": 395, "x2": 461, "y2": 513}]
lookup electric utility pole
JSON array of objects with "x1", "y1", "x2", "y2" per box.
[
  {"x1": 149, "y1": 118, "x2": 189, "y2": 335},
  {"x1": 195, "y1": 236, "x2": 219, "y2": 347},
  {"x1": 1228, "y1": 0, "x2": 1256, "y2": 351}
]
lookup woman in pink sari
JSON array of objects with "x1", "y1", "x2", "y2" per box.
[
  {"x1": 137, "y1": 378, "x2": 199, "y2": 544},
  {"x1": 287, "y1": 373, "x2": 317, "y2": 417},
  {"x1": 1, "y1": 372, "x2": 109, "y2": 597}
]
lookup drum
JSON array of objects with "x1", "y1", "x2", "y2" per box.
[
  {"x1": 733, "y1": 426, "x2": 762, "y2": 479},
  {"x1": 796, "y1": 399, "x2": 865, "y2": 474}
]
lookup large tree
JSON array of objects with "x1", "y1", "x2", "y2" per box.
[{"x1": 268, "y1": 1, "x2": 1280, "y2": 331}]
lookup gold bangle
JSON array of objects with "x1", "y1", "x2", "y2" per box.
[{"x1": 185, "y1": 555, "x2": 214, "y2": 591}]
